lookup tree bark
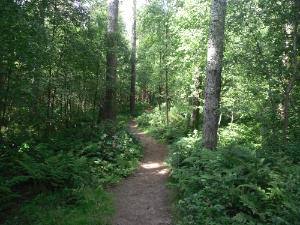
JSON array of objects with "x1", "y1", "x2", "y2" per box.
[
  {"x1": 164, "y1": 18, "x2": 169, "y2": 126},
  {"x1": 158, "y1": 51, "x2": 163, "y2": 111},
  {"x1": 203, "y1": 0, "x2": 227, "y2": 149},
  {"x1": 165, "y1": 66, "x2": 169, "y2": 126},
  {"x1": 1, "y1": 69, "x2": 10, "y2": 131},
  {"x1": 191, "y1": 68, "x2": 201, "y2": 130},
  {"x1": 103, "y1": 0, "x2": 119, "y2": 121},
  {"x1": 130, "y1": 0, "x2": 137, "y2": 116},
  {"x1": 283, "y1": 0, "x2": 299, "y2": 142}
]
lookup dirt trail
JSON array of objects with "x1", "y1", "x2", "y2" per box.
[{"x1": 111, "y1": 121, "x2": 172, "y2": 225}]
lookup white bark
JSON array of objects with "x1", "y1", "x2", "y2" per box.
[
  {"x1": 130, "y1": 0, "x2": 137, "y2": 115},
  {"x1": 107, "y1": 0, "x2": 119, "y2": 33},
  {"x1": 203, "y1": 0, "x2": 227, "y2": 149}
]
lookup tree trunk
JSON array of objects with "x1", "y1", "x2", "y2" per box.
[
  {"x1": 165, "y1": 68, "x2": 169, "y2": 126},
  {"x1": 283, "y1": 0, "x2": 299, "y2": 142},
  {"x1": 158, "y1": 51, "x2": 163, "y2": 111},
  {"x1": 1, "y1": 70, "x2": 10, "y2": 131},
  {"x1": 165, "y1": 19, "x2": 169, "y2": 126},
  {"x1": 103, "y1": 0, "x2": 119, "y2": 121},
  {"x1": 203, "y1": 0, "x2": 227, "y2": 150},
  {"x1": 0, "y1": 74, "x2": 5, "y2": 130},
  {"x1": 191, "y1": 68, "x2": 201, "y2": 130},
  {"x1": 46, "y1": 75, "x2": 52, "y2": 135},
  {"x1": 130, "y1": 0, "x2": 137, "y2": 116}
]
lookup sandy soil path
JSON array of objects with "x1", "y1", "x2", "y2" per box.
[{"x1": 111, "y1": 121, "x2": 172, "y2": 225}]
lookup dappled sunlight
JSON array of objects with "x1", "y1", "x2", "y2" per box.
[
  {"x1": 141, "y1": 162, "x2": 162, "y2": 169},
  {"x1": 140, "y1": 161, "x2": 169, "y2": 176},
  {"x1": 158, "y1": 168, "x2": 169, "y2": 175}
]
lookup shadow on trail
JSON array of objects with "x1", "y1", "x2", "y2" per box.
[{"x1": 111, "y1": 121, "x2": 172, "y2": 225}]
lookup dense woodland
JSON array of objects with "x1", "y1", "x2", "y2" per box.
[{"x1": 1, "y1": 0, "x2": 300, "y2": 224}]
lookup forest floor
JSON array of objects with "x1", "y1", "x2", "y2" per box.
[{"x1": 111, "y1": 121, "x2": 172, "y2": 225}]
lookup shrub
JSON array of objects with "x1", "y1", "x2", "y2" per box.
[
  {"x1": 219, "y1": 123, "x2": 261, "y2": 148},
  {"x1": 168, "y1": 130, "x2": 201, "y2": 169},
  {"x1": 0, "y1": 121, "x2": 142, "y2": 224},
  {"x1": 0, "y1": 147, "x2": 91, "y2": 221},
  {"x1": 82, "y1": 128, "x2": 142, "y2": 183},
  {"x1": 3, "y1": 187, "x2": 113, "y2": 225},
  {"x1": 170, "y1": 144, "x2": 300, "y2": 225},
  {"x1": 136, "y1": 106, "x2": 189, "y2": 143}
]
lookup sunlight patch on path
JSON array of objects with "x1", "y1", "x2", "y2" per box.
[
  {"x1": 141, "y1": 162, "x2": 169, "y2": 175},
  {"x1": 112, "y1": 121, "x2": 172, "y2": 225},
  {"x1": 158, "y1": 168, "x2": 169, "y2": 175},
  {"x1": 141, "y1": 162, "x2": 162, "y2": 169}
]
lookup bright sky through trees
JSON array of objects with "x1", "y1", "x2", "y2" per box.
[
  {"x1": 120, "y1": 0, "x2": 147, "y2": 38},
  {"x1": 1, "y1": 0, "x2": 300, "y2": 224}
]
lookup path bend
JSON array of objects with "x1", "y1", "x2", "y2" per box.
[{"x1": 111, "y1": 121, "x2": 172, "y2": 225}]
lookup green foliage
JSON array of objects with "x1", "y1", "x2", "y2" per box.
[
  {"x1": 219, "y1": 123, "x2": 262, "y2": 148},
  {"x1": 0, "y1": 0, "x2": 138, "y2": 220},
  {"x1": 168, "y1": 130, "x2": 201, "y2": 169},
  {"x1": 81, "y1": 126, "x2": 142, "y2": 183},
  {"x1": 2, "y1": 0, "x2": 300, "y2": 224},
  {"x1": 283, "y1": 141, "x2": 300, "y2": 164},
  {"x1": 136, "y1": 106, "x2": 189, "y2": 143},
  {"x1": 136, "y1": 2, "x2": 300, "y2": 223},
  {"x1": 0, "y1": 121, "x2": 142, "y2": 224},
  {"x1": 17, "y1": 151, "x2": 90, "y2": 188},
  {"x1": 4, "y1": 188, "x2": 113, "y2": 225},
  {"x1": 170, "y1": 143, "x2": 300, "y2": 225}
]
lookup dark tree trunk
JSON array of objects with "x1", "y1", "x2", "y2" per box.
[
  {"x1": 46, "y1": 77, "x2": 52, "y2": 134},
  {"x1": 158, "y1": 51, "x2": 163, "y2": 111},
  {"x1": 165, "y1": 68, "x2": 169, "y2": 126},
  {"x1": 165, "y1": 19, "x2": 169, "y2": 126},
  {"x1": 203, "y1": 0, "x2": 227, "y2": 149},
  {"x1": 93, "y1": 62, "x2": 100, "y2": 120},
  {"x1": 283, "y1": 0, "x2": 299, "y2": 142},
  {"x1": 158, "y1": 85, "x2": 162, "y2": 111},
  {"x1": 130, "y1": 0, "x2": 137, "y2": 116},
  {"x1": 191, "y1": 69, "x2": 201, "y2": 130},
  {"x1": 1, "y1": 70, "x2": 10, "y2": 131},
  {"x1": 103, "y1": 0, "x2": 119, "y2": 121}
]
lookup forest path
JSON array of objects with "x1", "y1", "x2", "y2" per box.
[{"x1": 111, "y1": 121, "x2": 172, "y2": 225}]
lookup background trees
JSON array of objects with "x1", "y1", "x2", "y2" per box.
[
  {"x1": 1, "y1": 0, "x2": 300, "y2": 224},
  {"x1": 0, "y1": 0, "x2": 138, "y2": 223},
  {"x1": 0, "y1": 0, "x2": 135, "y2": 131},
  {"x1": 137, "y1": 0, "x2": 300, "y2": 149},
  {"x1": 136, "y1": 0, "x2": 300, "y2": 223}
]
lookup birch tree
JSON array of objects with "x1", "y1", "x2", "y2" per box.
[
  {"x1": 202, "y1": 0, "x2": 227, "y2": 149},
  {"x1": 130, "y1": 0, "x2": 137, "y2": 115}
]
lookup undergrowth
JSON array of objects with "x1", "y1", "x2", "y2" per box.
[
  {"x1": 137, "y1": 107, "x2": 300, "y2": 225},
  {"x1": 136, "y1": 106, "x2": 189, "y2": 143},
  {"x1": 0, "y1": 120, "x2": 142, "y2": 225}
]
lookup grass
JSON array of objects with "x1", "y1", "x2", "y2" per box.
[
  {"x1": 1, "y1": 119, "x2": 143, "y2": 225},
  {"x1": 4, "y1": 188, "x2": 113, "y2": 225}
]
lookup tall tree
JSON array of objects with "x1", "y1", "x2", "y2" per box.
[
  {"x1": 191, "y1": 68, "x2": 201, "y2": 130},
  {"x1": 103, "y1": 0, "x2": 119, "y2": 120},
  {"x1": 283, "y1": 0, "x2": 300, "y2": 142},
  {"x1": 165, "y1": 19, "x2": 170, "y2": 126},
  {"x1": 164, "y1": 0, "x2": 170, "y2": 126},
  {"x1": 202, "y1": 0, "x2": 227, "y2": 149},
  {"x1": 130, "y1": 0, "x2": 137, "y2": 115}
]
